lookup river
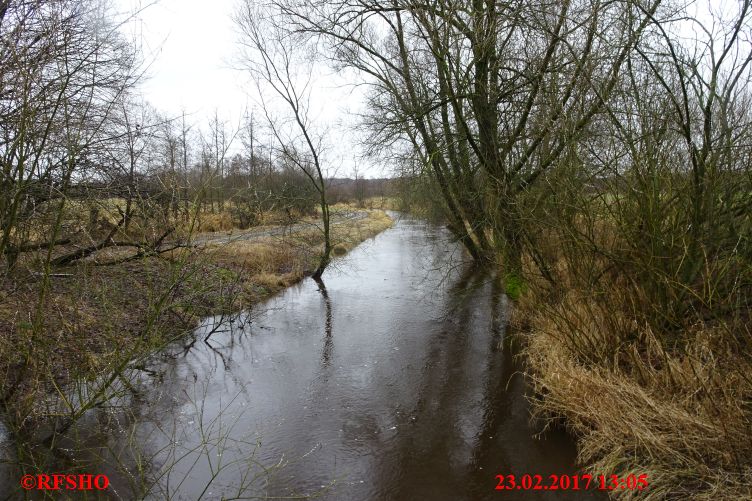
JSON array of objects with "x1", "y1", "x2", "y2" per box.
[{"x1": 1, "y1": 214, "x2": 602, "y2": 500}]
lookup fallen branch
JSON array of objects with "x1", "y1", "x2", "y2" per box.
[
  {"x1": 91, "y1": 227, "x2": 182, "y2": 266},
  {"x1": 13, "y1": 239, "x2": 72, "y2": 253},
  {"x1": 51, "y1": 216, "x2": 125, "y2": 266},
  {"x1": 93, "y1": 242, "x2": 188, "y2": 266}
]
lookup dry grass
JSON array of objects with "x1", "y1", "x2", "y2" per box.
[
  {"x1": 331, "y1": 208, "x2": 394, "y2": 251},
  {"x1": 517, "y1": 271, "x2": 752, "y2": 500},
  {"x1": 204, "y1": 208, "x2": 393, "y2": 296},
  {"x1": 188, "y1": 204, "x2": 312, "y2": 233},
  {"x1": 206, "y1": 240, "x2": 306, "y2": 295},
  {"x1": 192, "y1": 210, "x2": 236, "y2": 233},
  {"x1": 358, "y1": 196, "x2": 401, "y2": 210},
  {"x1": 513, "y1": 213, "x2": 752, "y2": 500}
]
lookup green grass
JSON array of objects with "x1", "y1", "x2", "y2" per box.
[{"x1": 504, "y1": 273, "x2": 527, "y2": 300}]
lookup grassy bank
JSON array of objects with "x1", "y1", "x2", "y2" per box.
[
  {"x1": 201, "y1": 206, "x2": 393, "y2": 291},
  {"x1": 0, "y1": 207, "x2": 392, "y2": 435},
  {"x1": 512, "y1": 257, "x2": 751, "y2": 500}
]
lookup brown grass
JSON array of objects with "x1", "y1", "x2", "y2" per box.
[
  {"x1": 205, "y1": 208, "x2": 393, "y2": 296},
  {"x1": 331, "y1": 207, "x2": 394, "y2": 251},
  {"x1": 188, "y1": 204, "x2": 311, "y2": 233},
  {"x1": 516, "y1": 264, "x2": 752, "y2": 500}
]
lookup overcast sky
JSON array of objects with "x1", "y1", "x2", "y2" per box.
[
  {"x1": 113, "y1": 0, "x2": 733, "y2": 180},
  {"x1": 115, "y1": 0, "x2": 383, "y2": 178}
]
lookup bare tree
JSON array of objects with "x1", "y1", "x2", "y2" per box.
[
  {"x1": 268, "y1": 0, "x2": 663, "y2": 278},
  {"x1": 0, "y1": 0, "x2": 140, "y2": 272},
  {"x1": 235, "y1": 1, "x2": 333, "y2": 279},
  {"x1": 104, "y1": 96, "x2": 161, "y2": 230}
]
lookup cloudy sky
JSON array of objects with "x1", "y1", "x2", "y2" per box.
[
  {"x1": 115, "y1": 0, "x2": 382, "y2": 178},
  {"x1": 112, "y1": 0, "x2": 732, "y2": 181}
]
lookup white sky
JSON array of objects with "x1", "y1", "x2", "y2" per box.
[
  {"x1": 114, "y1": 0, "x2": 384, "y2": 178},
  {"x1": 117, "y1": 0, "x2": 241, "y2": 117}
]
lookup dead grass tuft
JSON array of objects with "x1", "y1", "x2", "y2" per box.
[{"x1": 521, "y1": 281, "x2": 752, "y2": 500}]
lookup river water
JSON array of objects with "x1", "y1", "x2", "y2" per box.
[{"x1": 1, "y1": 214, "x2": 602, "y2": 500}]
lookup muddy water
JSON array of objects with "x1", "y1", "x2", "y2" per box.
[{"x1": 1, "y1": 214, "x2": 603, "y2": 500}]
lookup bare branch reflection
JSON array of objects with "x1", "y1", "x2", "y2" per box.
[{"x1": 314, "y1": 276, "x2": 333, "y2": 367}]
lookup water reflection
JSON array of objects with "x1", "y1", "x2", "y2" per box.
[{"x1": 314, "y1": 277, "x2": 334, "y2": 368}]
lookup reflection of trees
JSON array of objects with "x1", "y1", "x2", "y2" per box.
[
  {"x1": 364, "y1": 262, "x2": 576, "y2": 500},
  {"x1": 363, "y1": 263, "x2": 488, "y2": 496},
  {"x1": 314, "y1": 277, "x2": 333, "y2": 367}
]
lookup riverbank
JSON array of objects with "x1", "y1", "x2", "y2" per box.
[
  {"x1": 512, "y1": 264, "x2": 751, "y2": 500},
  {"x1": 0, "y1": 208, "x2": 392, "y2": 433}
]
